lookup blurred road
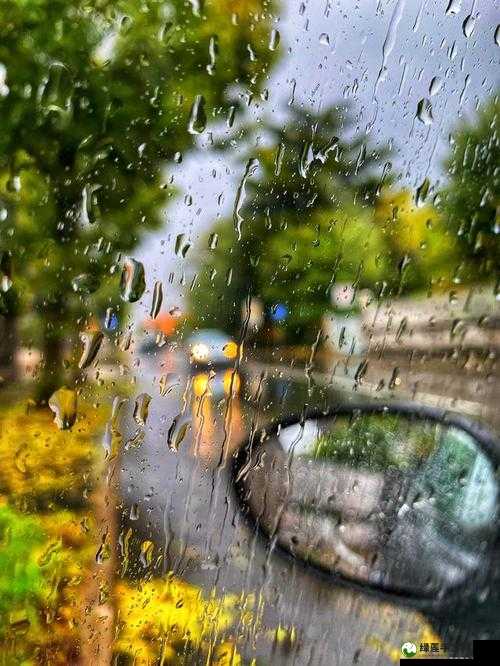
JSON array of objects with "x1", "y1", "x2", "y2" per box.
[{"x1": 119, "y1": 347, "x2": 494, "y2": 665}]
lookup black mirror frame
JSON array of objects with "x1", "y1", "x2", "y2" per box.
[{"x1": 232, "y1": 400, "x2": 500, "y2": 614}]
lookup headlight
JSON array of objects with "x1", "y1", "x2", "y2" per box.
[
  {"x1": 191, "y1": 343, "x2": 210, "y2": 362},
  {"x1": 193, "y1": 372, "x2": 210, "y2": 397},
  {"x1": 223, "y1": 341, "x2": 238, "y2": 360}
]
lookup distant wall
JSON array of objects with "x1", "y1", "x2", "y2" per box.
[{"x1": 362, "y1": 286, "x2": 500, "y2": 352}]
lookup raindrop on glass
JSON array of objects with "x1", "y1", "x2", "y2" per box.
[
  {"x1": 416, "y1": 98, "x2": 433, "y2": 125},
  {"x1": 120, "y1": 257, "x2": 146, "y2": 303},
  {"x1": 188, "y1": 95, "x2": 207, "y2": 134},
  {"x1": 150, "y1": 280, "x2": 163, "y2": 318},
  {"x1": 48, "y1": 387, "x2": 77, "y2": 430},
  {"x1": 167, "y1": 414, "x2": 191, "y2": 452},
  {"x1": 133, "y1": 393, "x2": 151, "y2": 426},
  {"x1": 79, "y1": 330, "x2": 104, "y2": 369}
]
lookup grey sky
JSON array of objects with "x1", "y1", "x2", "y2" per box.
[{"x1": 134, "y1": 0, "x2": 499, "y2": 323}]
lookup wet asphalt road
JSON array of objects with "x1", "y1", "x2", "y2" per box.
[{"x1": 118, "y1": 349, "x2": 489, "y2": 664}]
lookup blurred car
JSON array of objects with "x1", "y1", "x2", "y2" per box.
[{"x1": 186, "y1": 329, "x2": 238, "y2": 368}]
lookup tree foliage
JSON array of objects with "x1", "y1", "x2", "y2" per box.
[
  {"x1": 373, "y1": 188, "x2": 458, "y2": 295},
  {"x1": 0, "y1": 0, "x2": 275, "y2": 396},
  {"x1": 441, "y1": 97, "x2": 499, "y2": 284},
  {"x1": 191, "y1": 105, "x2": 391, "y2": 340},
  {"x1": 192, "y1": 99, "x2": 499, "y2": 341}
]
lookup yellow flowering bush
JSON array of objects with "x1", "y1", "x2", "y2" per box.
[
  {"x1": 0, "y1": 400, "x2": 104, "y2": 511},
  {"x1": 0, "y1": 397, "x2": 266, "y2": 664},
  {"x1": 115, "y1": 576, "x2": 252, "y2": 665},
  {"x1": 0, "y1": 398, "x2": 107, "y2": 663}
]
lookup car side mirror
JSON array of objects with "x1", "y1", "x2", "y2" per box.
[{"x1": 233, "y1": 402, "x2": 500, "y2": 611}]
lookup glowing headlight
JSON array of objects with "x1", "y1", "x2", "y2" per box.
[
  {"x1": 223, "y1": 341, "x2": 238, "y2": 360},
  {"x1": 191, "y1": 343, "x2": 210, "y2": 362},
  {"x1": 193, "y1": 372, "x2": 210, "y2": 397}
]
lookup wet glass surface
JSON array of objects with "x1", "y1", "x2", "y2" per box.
[{"x1": 0, "y1": 0, "x2": 499, "y2": 663}]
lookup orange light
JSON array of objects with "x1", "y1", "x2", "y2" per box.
[
  {"x1": 223, "y1": 369, "x2": 241, "y2": 396},
  {"x1": 223, "y1": 341, "x2": 238, "y2": 360},
  {"x1": 193, "y1": 372, "x2": 210, "y2": 397}
]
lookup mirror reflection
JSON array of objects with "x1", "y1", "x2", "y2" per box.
[{"x1": 241, "y1": 412, "x2": 498, "y2": 597}]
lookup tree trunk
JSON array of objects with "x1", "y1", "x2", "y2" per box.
[
  {"x1": 0, "y1": 313, "x2": 17, "y2": 386},
  {"x1": 34, "y1": 308, "x2": 66, "y2": 404}
]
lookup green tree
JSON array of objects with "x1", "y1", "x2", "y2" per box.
[
  {"x1": 191, "y1": 105, "x2": 390, "y2": 341},
  {"x1": 373, "y1": 188, "x2": 459, "y2": 295},
  {"x1": 441, "y1": 97, "x2": 499, "y2": 285},
  {"x1": 0, "y1": 0, "x2": 275, "y2": 399}
]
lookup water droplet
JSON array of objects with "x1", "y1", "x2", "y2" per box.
[
  {"x1": 120, "y1": 257, "x2": 145, "y2": 302},
  {"x1": 208, "y1": 233, "x2": 218, "y2": 249},
  {"x1": 130, "y1": 503, "x2": 139, "y2": 520},
  {"x1": 0, "y1": 252, "x2": 12, "y2": 292},
  {"x1": 269, "y1": 29, "x2": 280, "y2": 51},
  {"x1": 140, "y1": 540, "x2": 154, "y2": 567},
  {"x1": 0, "y1": 63, "x2": 8, "y2": 98},
  {"x1": 14, "y1": 445, "x2": 27, "y2": 474},
  {"x1": 445, "y1": 0, "x2": 461, "y2": 16},
  {"x1": 38, "y1": 539, "x2": 62, "y2": 566},
  {"x1": 175, "y1": 233, "x2": 187, "y2": 256},
  {"x1": 388, "y1": 367, "x2": 401, "y2": 389},
  {"x1": 96, "y1": 539, "x2": 110, "y2": 564},
  {"x1": 274, "y1": 142, "x2": 285, "y2": 176},
  {"x1": 150, "y1": 280, "x2": 163, "y2": 318},
  {"x1": 159, "y1": 21, "x2": 173, "y2": 43},
  {"x1": 233, "y1": 158, "x2": 259, "y2": 240},
  {"x1": 133, "y1": 393, "x2": 151, "y2": 426},
  {"x1": 415, "y1": 178, "x2": 430, "y2": 207},
  {"x1": 188, "y1": 95, "x2": 207, "y2": 134},
  {"x1": 319, "y1": 33, "x2": 330, "y2": 46},
  {"x1": 416, "y1": 98, "x2": 433, "y2": 125},
  {"x1": 495, "y1": 25, "x2": 500, "y2": 46},
  {"x1": 6, "y1": 173, "x2": 20, "y2": 192},
  {"x1": 120, "y1": 331, "x2": 132, "y2": 351},
  {"x1": 167, "y1": 414, "x2": 191, "y2": 451},
  {"x1": 111, "y1": 395, "x2": 127, "y2": 425},
  {"x1": 72, "y1": 273, "x2": 100, "y2": 295},
  {"x1": 189, "y1": 0, "x2": 203, "y2": 17},
  {"x1": 246, "y1": 43, "x2": 257, "y2": 62},
  {"x1": 207, "y1": 35, "x2": 218, "y2": 75},
  {"x1": 429, "y1": 76, "x2": 442, "y2": 96},
  {"x1": 48, "y1": 387, "x2": 77, "y2": 430},
  {"x1": 299, "y1": 141, "x2": 315, "y2": 178},
  {"x1": 159, "y1": 374, "x2": 176, "y2": 396},
  {"x1": 227, "y1": 105, "x2": 236, "y2": 128},
  {"x1": 104, "y1": 308, "x2": 118, "y2": 331},
  {"x1": 40, "y1": 62, "x2": 73, "y2": 118},
  {"x1": 126, "y1": 428, "x2": 145, "y2": 450},
  {"x1": 169, "y1": 305, "x2": 182, "y2": 318},
  {"x1": 462, "y1": 14, "x2": 475, "y2": 38},
  {"x1": 81, "y1": 184, "x2": 101, "y2": 224},
  {"x1": 78, "y1": 330, "x2": 104, "y2": 369},
  {"x1": 102, "y1": 396, "x2": 127, "y2": 458}
]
